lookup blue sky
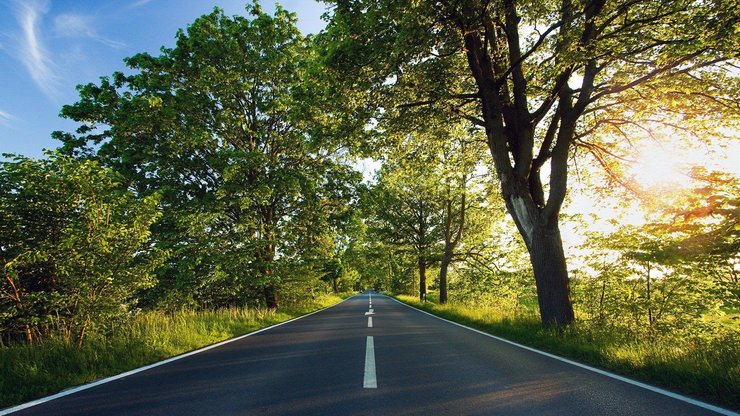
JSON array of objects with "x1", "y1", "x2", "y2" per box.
[{"x1": 0, "y1": 0, "x2": 328, "y2": 158}]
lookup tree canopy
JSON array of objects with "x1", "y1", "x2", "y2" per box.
[
  {"x1": 320, "y1": 0, "x2": 739, "y2": 325},
  {"x1": 55, "y1": 4, "x2": 359, "y2": 309}
]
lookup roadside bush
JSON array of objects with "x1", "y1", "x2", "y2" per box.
[{"x1": 0, "y1": 153, "x2": 165, "y2": 347}]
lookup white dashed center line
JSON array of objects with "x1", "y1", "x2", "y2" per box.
[{"x1": 364, "y1": 336, "x2": 377, "y2": 388}]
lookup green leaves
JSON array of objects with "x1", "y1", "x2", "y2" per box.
[
  {"x1": 320, "y1": 0, "x2": 739, "y2": 326},
  {"x1": 0, "y1": 153, "x2": 164, "y2": 345},
  {"x1": 54, "y1": 4, "x2": 361, "y2": 309}
]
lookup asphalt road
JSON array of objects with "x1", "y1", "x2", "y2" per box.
[{"x1": 4, "y1": 292, "x2": 735, "y2": 415}]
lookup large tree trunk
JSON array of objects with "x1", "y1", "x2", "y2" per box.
[
  {"x1": 454, "y1": 0, "x2": 603, "y2": 327},
  {"x1": 439, "y1": 252, "x2": 452, "y2": 304},
  {"x1": 264, "y1": 284, "x2": 278, "y2": 309},
  {"x1": 259, "y1": 206, "x2": 279, "y2": 309},
  {"x1": 528, "y1": 222, "x2": 575, "y2": 326},
  {"x1": 418, "y1": 257, "x2": 427, "y2": 302},
  {"x1": 492, "y1": 171, "x2": 577, "y2": 328},
  {"x1": 262, "y1": 260, "x2": 278, "y2": 309},
  {"x1": 261, "y1": 230, "x2": 278, "y2": 309}
]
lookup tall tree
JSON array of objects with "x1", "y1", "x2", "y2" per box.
[
  {"x1": 368, "y1": 163, "x2": 444, "y2": 301},
  {"x1": 56, "y1": 3, "x2": 356, "y2": 308},
  {"x1": 321, "y1": 0, "x2": 739, "y2": 325},
  {"x1": 434, "y1": 133, "x2": 494, "y2": 304}
]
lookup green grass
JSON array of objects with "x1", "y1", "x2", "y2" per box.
[
  {"x1": 0, "y1": 293, "x2": 350, "y2": 410},
  {"x1": 395, "y1": 294, "x2": 740, "y2": 411}
]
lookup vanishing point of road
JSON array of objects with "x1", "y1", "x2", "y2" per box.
[{"x1": 3, "y1": 292, "x2": 736, "y2": 416}]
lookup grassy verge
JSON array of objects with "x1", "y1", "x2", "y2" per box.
[
  {"x1": 0, "y1": 293, "x2": 350, "y2": 409},
  {"x1": 394, "y1": 294, "x2": 739, "y2": 411}
]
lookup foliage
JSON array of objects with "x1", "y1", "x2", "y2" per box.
[
  {"x1": 321, "y1": 0, "x2": 740, "y2": 326},
  {"x1": 570, "y1": 168, "x2": 740, "y2": 338},
  {"x1": 366, "y1": 162, "x2": 444, "y2": 299},
  {"x1": 348, "y1": 118, "x2": 501, "y2": 301},
  {"x1": 340, "y1": 217, "x2": 416, "y2": 293},
  {"x1": 54, "y1": 4, "x2": 359, "y2": 308},
  {"x1": 321, "y1": 258, "x2": 344, "y2": 293},
  {"x1": 0, "y1": 1, "x2": 737, "y2": 410},
  {"x1": 0, "y1": 153, "x2": 163, "y2": 347}
]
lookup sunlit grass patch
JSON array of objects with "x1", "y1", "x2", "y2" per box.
[
  {"x1": 716, "y1": 312, "x2": 740, "y2": 330},
  {"x1": 394, "y1": 294, "x2": 739, "y2": 411}
]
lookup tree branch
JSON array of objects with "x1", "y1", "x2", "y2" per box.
[
  {"x1": 591, "y1": 51, "x2": 707, "y2": 101},
  {"x1": 395, "y1": 93, "x2": 480, "y2": 109}
]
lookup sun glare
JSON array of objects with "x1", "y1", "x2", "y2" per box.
[{"x1": 627, "y1": 141, "x2": 692, "y2": 190}]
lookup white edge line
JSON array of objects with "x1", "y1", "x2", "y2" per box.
[
  {"x1": 387, "y1": 295, "x2": 738, "y2": 416},
  {"x1": 0, "y1": 295, "x2": 357, "y2": 416}
]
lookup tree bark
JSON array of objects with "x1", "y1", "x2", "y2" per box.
[
  {"x1": 261, "y1": 233, "x2": 278, "y2": 309},
  {"x1": 449, "y1": 0, "x2": 601, "y2": 327},
  {"x1": 418, "y1": 256, "x2": 427, "y2": 302},
  {"x1": 528, "y1": 222, "x2": 575, "y2": 326},
  {"x1": 439, "y1": 182, "x2": 461, "y2": 306},
  {"x1": 264, "y1": 284, "x2": 278, "y2": 309},
  {"x1": 260, "y1": 207, "x2": 279, "y2": 309},
  {"x1": 439, "y1": 252, "x2": 452, "y2": 304}
]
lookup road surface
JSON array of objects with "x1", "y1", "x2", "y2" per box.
[{"x1": 3, "y1": 292, "x2": 735, "y2": 415}]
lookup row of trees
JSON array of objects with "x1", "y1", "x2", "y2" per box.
[
  {"x1": 362, "y1": 122, "x2": 496, "y2": 303},
  {"x1": 1, "y1": 0, "x2": 738, "y2": 347},
  {"x1": 2, "y1": 5, "x2": 360, "y2": 346}
]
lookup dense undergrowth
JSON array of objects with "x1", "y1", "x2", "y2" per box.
[
  {"x1": 395, "y1": 294, "x2": 740, "y2": 411},
  {"x1": 0, "y1": 293, "x2": 349, "y2": 410}
]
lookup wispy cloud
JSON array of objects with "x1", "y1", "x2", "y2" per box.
[
  {"x1": 128, "y1": 0, "x2": 154, "y2": 9},
  {"x1": 53, "y1": 14, "x2": 124, "y2": 49},
  {"x1": 0, "y1": 109, "x2": 18, "y2": 128},
  {"x1": 11, "y1": 0, "x2": 60, "y2": 99}
]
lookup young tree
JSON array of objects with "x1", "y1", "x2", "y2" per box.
[
  {"x1": 0, "y1": 153, "x2": 162, "y2": 346},
  {"x1": 321, "y1": 0, "x2": 739, "y2": 325},
  {"x1": 434, "y1": 134, "x2": 495, "y2": 304}
]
